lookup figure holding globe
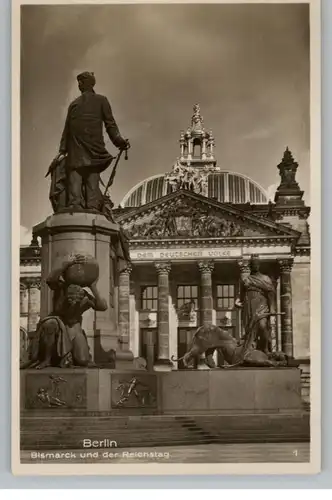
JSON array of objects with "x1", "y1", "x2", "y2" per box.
[{"x1": 25, "y1": 254, "x2": 107, "y2": 369}]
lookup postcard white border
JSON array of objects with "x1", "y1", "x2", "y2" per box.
[{"x1": 11, "y1": 0, "x2": 321, "y2": 476}]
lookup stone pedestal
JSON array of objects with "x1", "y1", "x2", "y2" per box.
[
  {"x1": 21, "y1": 366, "x2": 303, "y2": 415},
  {"x1": 33, "y1": 212, "x2": 133, "y2": 366}
]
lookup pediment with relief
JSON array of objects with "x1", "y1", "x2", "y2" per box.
[{"x1": 116, "y1": 191, "x2": 299, "y2": 241}]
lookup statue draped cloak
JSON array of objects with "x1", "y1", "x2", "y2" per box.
[
  {"x1": 240, "y1": 272, "x2": 276, "y2": 337},
  {"x1": 59, "y1": 90, "x2": 125, "y2": 172},
  {"x1": 47, "y1": 156, "x2": 67, "y2": 213},
  {"x1": 47, "y1": 90, "x2": 126, "y2": 211}
]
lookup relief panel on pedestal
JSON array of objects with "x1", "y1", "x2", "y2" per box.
[
  {"x1": 24, "y1": 373, "x2": 87, "y2": 409},
  {"x1": 111, "y1": 373, "x2": 157, "y2": 409}
]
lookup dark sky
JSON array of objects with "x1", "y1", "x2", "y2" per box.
[{"x1": 20, "y1": 3, "x2": 310, "y2": 232}]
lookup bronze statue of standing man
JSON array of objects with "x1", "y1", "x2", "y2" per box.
[{"x1": 47, "y1": 72, "x2": 130, "y2": 212}]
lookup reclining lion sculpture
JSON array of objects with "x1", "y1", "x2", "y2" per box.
[{"x1": 171, "y1": 312, "x2": 290, "y2": 369}]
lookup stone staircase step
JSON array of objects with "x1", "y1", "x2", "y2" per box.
[
  {"x1": 21, "y1": 412, "x2": 310, "y2": 450},
  {"x1": 21, "y1": 436, "x2": 309, "y2": 451}
]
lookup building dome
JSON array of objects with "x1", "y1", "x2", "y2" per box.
[{"x1": 121, "y1": 171, "x2": 268, "y2": 208}]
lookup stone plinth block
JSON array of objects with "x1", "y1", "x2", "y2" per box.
[
  {"x1": 21, "y1": 367, "x2": 302, "y2": 415},
  {"x1": 160, "y1": 367, "x2": 302, "y2": 414},
  {"x1": 161, "y1": 371, "x2": 209, "y2": 410},
  {"x1": 33, "y1": 212, "x2": 121, "y2": 364}
]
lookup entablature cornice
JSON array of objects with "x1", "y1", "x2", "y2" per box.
[
  {"x1": 274, "y1": 206, "x2": 311, "y2": 220},
  {"x1": 128, "y1": 235, "x2": 297, "y2": 250},
  {"x1": 20, "y1": 258, "x2": 42, "y2": 266},
  {"x1": 293, "y1": 245, "x2": 311, "y2": 257}
]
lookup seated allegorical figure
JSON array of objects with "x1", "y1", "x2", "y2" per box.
[{"x1": 24, "y1": 254, "x2": 107, "y2": 369}]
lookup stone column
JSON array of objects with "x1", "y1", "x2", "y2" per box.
[
  {"x1": 26, "y1": 278, "x2": 41, "y2": 333},
  {"x1": 270, "y1": 275, "x2": 279, "y2": 351},
  {"x1": 187, "y1": 139, "x2": 193, "y2": 160},
  {"x1": 155, "y1": 262, "x2": 172, "y2": 371},
  {"x1": 144, "y1": 330, "x2": 156, "y2": 372},
  {"x1": 180, "y1": 132, "x2": 185, "y2": 160},
  {"x1": 202, "y1": 138, "x2": 207, "y2": 160},
  {"x1": 209, "y1": 133, "x2": 215, "y2": 158},
  {"x1": 276, "y1": 277, "x2": 282, "y2": 351},
  {"x1": 117, "y1": 263, "x2": 134, "y2": 368},
  {"x1": 198, "y1": 261, "x2": 214, "y2": 369},
  {"x1": 20, "y1": 282, "x2": 28, "y2": 313},
  {"x1": 20, "y1": 282, "x2": 29, "y2": 331},
  {"x1": 198, "y1": 261, "x2": 214, "y2": 325},
  {"x1": 278, "y1": 258, "x2": 294, "y2": 357}
]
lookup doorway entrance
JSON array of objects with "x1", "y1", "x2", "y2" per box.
[
  {"x1": 177, "y1": 327, "x2": 197, "y2": 370},
  {"x1": 140, "y1": 328, "x2": 157, "y2": 371}
]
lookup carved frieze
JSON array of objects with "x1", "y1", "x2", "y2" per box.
[{"x1": 123, "y1": 197, "x2": 259, "y2": 240}]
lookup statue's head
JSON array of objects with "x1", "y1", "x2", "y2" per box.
[
  {"x1": 250, "y1": 255, "x2": 260, "y2": 273},
  {"x1": 77, "y1": 71, "x2": 96, "y2": 93},
  {"x1": 65, "y1": 284, "x2": 85, "y2": 306}
]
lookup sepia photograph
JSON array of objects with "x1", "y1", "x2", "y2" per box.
[{"x1": 12, "y1": 0, "x2": 321, "y2": 475}]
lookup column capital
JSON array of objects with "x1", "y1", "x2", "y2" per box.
[
  {"x1": 198, "y1": 260, "x2": 214, "y2": 273},
  {"x1": 278, "y1": 258, "x2": 294, "y2": 273},
  {"x1": 155, "y1": 262, "x2": 171, "y2": 275},
  {"x1": 23, "y1": 277, "x2": 41, "y2": 290},
  {"x1": 237, "y1": 259, "x2": 251, "y2": 274},
  {"x1": 20, "y1": 281, "x2": 27, "y2": 291},
  {"x1": 120, "y1": 263, "x2": 133, "y2": 275}
]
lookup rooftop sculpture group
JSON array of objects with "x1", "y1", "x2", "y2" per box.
[{"x1": 165, "y1": 160, "x2": 209, "y2": 195}]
